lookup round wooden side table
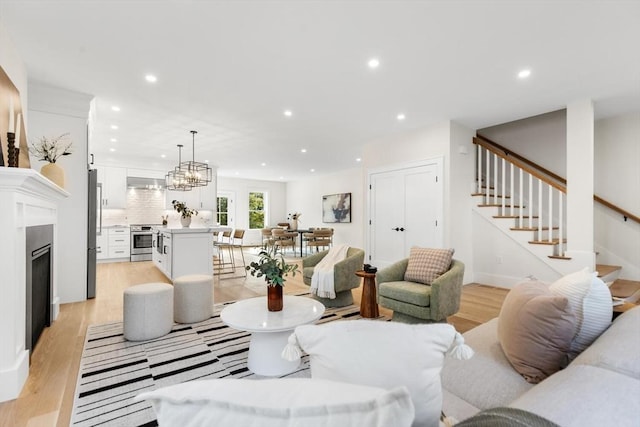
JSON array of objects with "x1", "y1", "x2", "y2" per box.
[{"x1": 355, "y1": 270, "x2": 379, "y2": 318}]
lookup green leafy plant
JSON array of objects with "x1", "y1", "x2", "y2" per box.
[
  {"x1": 29, "y1": 133, "x2": 72, "y2": 163},
  {"x1": 172, "y1": 200, "x2": 198, "y2": 218},
  {"x1": 246, "y1": 245, "x2": 298, "y2": 286}
]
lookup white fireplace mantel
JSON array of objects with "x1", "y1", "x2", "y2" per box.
[{"x1": 0, "y1": 168, "x2": 68, "y2": 402}]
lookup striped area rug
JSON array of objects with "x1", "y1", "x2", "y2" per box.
[{"x1": 71, "y1": 300, "x2": 373, "y2": 427}]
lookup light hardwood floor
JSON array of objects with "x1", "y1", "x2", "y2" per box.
[{"x1": 0, "y1": 252, "x2": 508, "y2": 427}]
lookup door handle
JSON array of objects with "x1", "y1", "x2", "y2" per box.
[
  {"x1": 392, "y1": 227, "x2": 399, "y2": 231},
  {"x1": 399, "y1": 227, "x2": 405, "y2": 232}
]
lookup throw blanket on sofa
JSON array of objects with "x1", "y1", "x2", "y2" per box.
[{"x1": 310, "y1": 244, "x2": 349, "y2": 299}]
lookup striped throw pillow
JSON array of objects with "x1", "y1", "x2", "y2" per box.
[
  {"x1": 549, "y1": 268, "x2": 612, "y2": 359},
  {"x1": 404, "y1": 247, "x2": 454, "y2": 285}
]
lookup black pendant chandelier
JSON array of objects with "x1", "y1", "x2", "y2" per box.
[
  {"x1": 165, "y1": 144, "x2": 192, "y2": 191},
  {"x1": 180, "y1": 130, "x2": 212, "y2": 187}
]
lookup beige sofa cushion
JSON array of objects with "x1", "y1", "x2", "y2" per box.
[
  {"x1": 441, "y1": 318, "x2": 534, "y2": 417},
  {"x1": 404, "y1": 247, "x2": 454, "y2": 285},
  {"x1": 572, "y1": 306, "x2": 640, "y2": 379},
  {"x1": 498, "y1": 280, "x2": 576, "y2": 383},
  {"x1": 510, "y1": 364, "x2": 640, "y2": 427}
]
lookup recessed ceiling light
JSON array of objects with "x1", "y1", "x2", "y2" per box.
[
  {"x1": 301, "y1": 148, "x2": 307, "y2": 153},
  {"x1": 110, "y1": 124, "x2": 118, "y2": 130},
  {"x1": 284, "y1": 110, "x2": 293, "y2": 117},
  {"x1": 110, "y1": 138, "x2": 117, "y2": 142},
  {"x1": 356, "y1": 158, "x2": 362, "y2": 162},
  {"x1": 111, "y1": 106, "x2": 120, "y2": 112},
  {"x1": 235, "y1": 172, "x2": 240, "y2": 175},
  {"x1": 109, "y1": 148, "x2": 116, "y2": 152},
  {"x1": 261, "y1": 162, "x2": 266, "y2": 166},
  {"x1": 279, "y1": 176, "x2": 284, "y2": 180},
  {"x1": 368, "y1": 58, "x2": 380, "y2": 69},
  {"x1": 518, "y1": 69, "x2": 531, "y2": 79},
  {"x1": 397, "y1": 113, "x2": 406, "y2": 121},
  {"x1": 310, "y1": 168, "x2": 315, "y2": 172},
  {"x1": 204, "y1": 160, "x2": 209, "y2": 163},
  {"x1": 160, "y1": 154, "x2": 166, "y2": 158},
  {"x1": 145, "y1": 74, "x2": 158, "y2": 83}
]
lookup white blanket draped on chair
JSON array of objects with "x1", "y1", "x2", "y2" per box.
[{"x1": 310, "y1": 244, "x2": 349, "y2": 299}]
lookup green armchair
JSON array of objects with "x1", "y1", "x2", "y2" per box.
[
  {"x1": 302, "y1": 247, "x2": 365, "y2": 307},
  {"x1": 377, "y1": 258, "x2": 465, "y2": 323}
]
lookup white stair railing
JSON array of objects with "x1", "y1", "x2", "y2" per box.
[{"x1": 474, "y1": 139, "x2": 567, "y2": 257}]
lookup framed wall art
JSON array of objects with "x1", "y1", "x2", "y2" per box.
[{"x1": 322, "y1": 192, "x2": 351, "y2": 223}]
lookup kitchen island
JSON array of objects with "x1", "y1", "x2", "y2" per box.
[{"x1": 152, "y1": 226, "x2": 228, "y2": 281}]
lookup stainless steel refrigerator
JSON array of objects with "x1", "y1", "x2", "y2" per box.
[{"x1": 87, "y1": 169, "x2": 100, "y2": 298}]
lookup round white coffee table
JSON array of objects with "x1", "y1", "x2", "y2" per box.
[{"x1": 220, "y1": 295, "x2": 325, "y2": 376}]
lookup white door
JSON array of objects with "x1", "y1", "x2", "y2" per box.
[{"x1": 369, "y1": 161, "x2": 443, "y2": 268}]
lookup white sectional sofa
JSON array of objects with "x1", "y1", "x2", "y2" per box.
[{"x1": 441, "y1": 306, "x2": 640, "y2": 426}]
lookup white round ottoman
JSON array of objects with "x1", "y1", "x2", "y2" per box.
[
  {"x1": 123, "y1": 283, "x2": 174, "y2": 341},
  {"x1": 173, "y1": 274, "x2": 214, "y2": 323}
]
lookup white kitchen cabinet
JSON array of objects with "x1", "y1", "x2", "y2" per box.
[
  {"x1": 152, "y1": 230, "x2": 172, "y2": 278},
  {"x1": 98, "y1": 227, "x2": 130, "y2": 261},
  {"x1": 108, "y1": 228, "x2": 130, "y2": 258},
  {"x1": 166, "y1": 188, "x2": 199, "y2": 211},
  {"x1": 152, "y1": 227, "x2": 215, "y2": 281},
  {"x1": 96, "y1": 233, "x2": 108, "y2": 260},
  {"x1": 166, "y1": 186, "x2": 215, "y2": 211},
  {"x1": 97, "y1": 166, "x2": 127, "y2": 208}
]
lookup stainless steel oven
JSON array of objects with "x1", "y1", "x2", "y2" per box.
[{"x1": 130, "y1": 225, "x2": 158, "y2": 261}]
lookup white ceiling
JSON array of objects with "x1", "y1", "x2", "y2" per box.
[{"x1": 2, "y1": 1, "x2": 639, "y2": 181}]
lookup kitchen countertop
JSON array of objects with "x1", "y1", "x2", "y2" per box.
[{"x1": 152, "y1": 226, "x2": 231, "y2": 234}]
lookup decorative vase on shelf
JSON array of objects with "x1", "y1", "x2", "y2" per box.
[
  {"x1": 41, "y1": 162, "x2": 65, "y2": 188},
  {"x1": 180, "y1": 216, "x2": 192, "y2": 228},
  {"x1": 267, "y1": 285, "x2": 283, "y2": 312}
]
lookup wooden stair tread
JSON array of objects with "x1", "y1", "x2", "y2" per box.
[
  {"x1": 595, "y1": 264, "x2": 622, "y2": 278},
  {"x1": 511, "y1": 226, "x2": 559, "y2": 231},
  {"x1": 471, "y1": 193, "x2": 511, "y2": 198},
  {"x1": 548, "y1": 255, "x2": 572, "y2": 260},
  {"x1": 478, "y1": 204, "x2": 525, "y2": 208},
  {"x1": 609, "y1": 279, "x2": 640, "y2": 298},
  {"x1": 529, "y1": 239, "x2": 567, "y2": 245},
  {"x1": 493, "y1": 215, "x2": 539, "y2": 219}
]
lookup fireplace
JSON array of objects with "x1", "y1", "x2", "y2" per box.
[{"x1": 26, "y1": 225, "x2": 53, "y2": 352}]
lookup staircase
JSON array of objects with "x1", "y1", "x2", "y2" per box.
[{"x1": 472, "y1": 135, "x2": 640, "y2": 294}]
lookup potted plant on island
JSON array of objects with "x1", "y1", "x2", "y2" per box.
[
  {"x1": 28, "y1": 133, "x2": 72, "y2": 188},
  {"x1": 172, "y1": 199, "x2": 198, "y2": 228},
  {"x1": 246, "y1": 245, "x2": 298, "y2": 311}
]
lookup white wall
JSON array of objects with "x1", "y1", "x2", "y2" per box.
[
  {"x1": 218, "y1": 176, "x2": 286, "y2": 246},
  {"x1": 286, "y1": 167, "x2": 364, "y2": 250},
  {"x1": 478, "y1": 110, "x2": 567, "y2": 176},
  {"x1": 472, "y1": 211, "x2": 560, "y2": 286},
  {"x1": 594, "y1": 113, "x2": 640, "y2": 279},
  {"x1": 0, "y1": 23, "x2": 27, "y2": 116},
  {"x1": 361, "y1": 121, "x2": 475, "y2": 282},
  {"x1": 449, "y1": 122, "x2": 476, "y2": 278},
  {"x1": 29, "y1": 82, "x2": 92, "y2": 303}
]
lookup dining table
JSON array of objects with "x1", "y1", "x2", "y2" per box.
[{"x1": 294, "y1": 229, "x2": 312, "y2": 257}]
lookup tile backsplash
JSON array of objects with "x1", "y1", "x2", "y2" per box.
[{"x1": 102, "y1": 188, "x2": 213, "y2": 227}]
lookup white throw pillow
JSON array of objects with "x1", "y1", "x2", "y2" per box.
[
  {"x1": 284, "y1": 320, "x2": 473, "y2": 427},
  {"x1": 549, "y1": 268, "x2": 612, "y2": 358},
  {"x1": 136, "y1": 378, "x2": 414, "y2": 427}
]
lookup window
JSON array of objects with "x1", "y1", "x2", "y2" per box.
[
  {"x1": 248, "y1": 191, "x2": 266, "y2": 229},
  {"x1": 217, "y1": 196, "x2": 229, "y2": 226}
]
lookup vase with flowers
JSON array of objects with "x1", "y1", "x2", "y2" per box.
[
  {"x1": 29, "y1": 133, "x2": 72, "y2": 188},
  {"x1": 172, "y1": 199, "x2": 198, "y2": 228},
  {"x1": 287, "y1": 212, "x2": 302, "y2": 231},
  {"x1": 246, "y1": 245, "x2": 298, "y2": 311}
]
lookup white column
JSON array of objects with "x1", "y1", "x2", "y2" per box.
[{"x1": 565, "y1": 99, "x2": 595, "y2": 269}]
